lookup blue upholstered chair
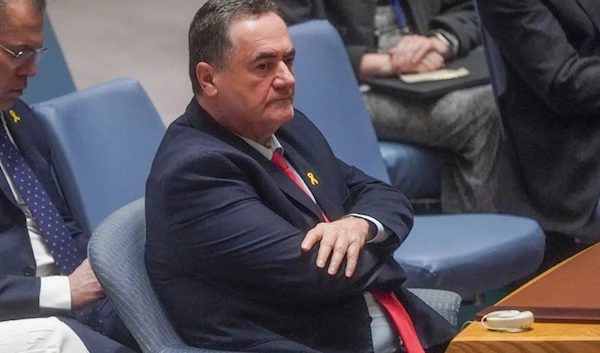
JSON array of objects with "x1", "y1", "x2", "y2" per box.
[
  {"x1": 22, "y1": 14, "x2": 76, "y2": 105},
  {"x1": 31, "y1": 78, "x2": 165, "y2": 234},
  {"x1": 289, "y1": 19, "x2": 546, "y2": 296},
  {"x1": 89, "y1": 198, "x2": 461, "y2": 353},
  {"x1": 379, "y1": 142, "x2": 442, "y2": 202},
  {"x1": 89, "y1": 198, "x2": 239, "y2": 353}
]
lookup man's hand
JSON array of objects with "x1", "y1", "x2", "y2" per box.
[
  {"x1": 301, "y1": 217, "x2": 372, "y2": 278},
  {"x1": 68, "y1": 259, "x2": 105, "y2": 310},
  {"x1": 389, "y1": 35, "x2": 449, "y2": 73},
  {"x1": 411, "y1": 51, "x2": 446, "y2": 73}
]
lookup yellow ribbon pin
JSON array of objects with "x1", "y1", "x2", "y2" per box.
[
  {"x1": 9, "y1": 110, "x2": 20, "y2": 123},
  {"x1": 307, "y1": 172, "x2": 319, "y2": 186}
]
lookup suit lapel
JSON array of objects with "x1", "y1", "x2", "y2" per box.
[
  {"x1": 185, "y1": 100, "x2": 325, "y2": 222},
  {"x1": 280, "y1": 140, "x2": 336, "y2": 222},
  {"x1": 264, "y1": 151, "x2": 325, "y2": 222},
  {"x1": 0, "y1": 111, "x2": 18, "y2": 206},
  {"x1": 0, "y1": 166, "x2": 17, "y2": 206}
]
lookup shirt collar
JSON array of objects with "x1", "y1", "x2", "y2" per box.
[{"x1": 237, "y1": 134, "x2": 283, "y2": 160}]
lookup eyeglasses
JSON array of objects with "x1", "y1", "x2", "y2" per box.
[{"x1": 0, "y1": 43, "x2": 47, "y2": 67}]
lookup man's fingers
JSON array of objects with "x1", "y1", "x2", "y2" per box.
[
  {"x1": 302, "y1": 224, "x2": 324, "y2": 252},
  {"x1": 304, "y1": 218, "x2": 369, "y2": 275},
  {"x1": 410, "y1": 42, "x2": 432, "y2": 64},
  {"x1": 316, "y1": 230, "x2": 337, "y2": 268},
  {"x1": 326, "y1": 234, "x2": 350, "y2": 275},
  {"x1": 344, "y1": 242, "x2": 361, "y2": 277}
]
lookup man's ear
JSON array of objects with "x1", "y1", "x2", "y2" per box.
[{"x1": 196, "y1": 62, "x2": 218, "y2": 96}]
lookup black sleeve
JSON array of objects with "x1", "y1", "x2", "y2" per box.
[
  {"x1": 429, "y1": 0, "x2": 481, "y2": 57},
  {"x1": 478, "y1": 0, "x2": 600, "y2": 116}
]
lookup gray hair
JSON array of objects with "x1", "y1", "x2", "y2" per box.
[{"x1": 188, "y1": 0, "x2": 280, "y2": 94}]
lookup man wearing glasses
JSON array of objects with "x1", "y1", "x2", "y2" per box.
[{"x1": 0, "y1": 1, "x2": 137, "y2": 352}]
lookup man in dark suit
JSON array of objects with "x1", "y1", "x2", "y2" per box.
[
  {"x1": 0, "y1": 0, "x2": 136, "y2": 351},
  {"x1": 477, "y1": 0, "x2": 600, "y2": 260},
  {"x1": 275, "y1": 0, "x2": 500, "y2": 214},
  {"x1": 145, "y1": 1, "x2": 456, "y2": 352}
]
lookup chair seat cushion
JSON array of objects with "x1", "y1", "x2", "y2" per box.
[
  {"x1": 395, "y1": 214, "x2": 545, "y2": 296},
  {"x1": 379, "y1": 141, "x2": 442, "y2": 199}
]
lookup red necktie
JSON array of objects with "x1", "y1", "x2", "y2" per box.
[{"x1": 270, "y1": 149, "x2": 424, "y2": 353}]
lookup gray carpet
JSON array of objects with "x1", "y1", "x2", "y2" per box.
[{"x1": 47, "y1": 1, "x2": 207, "y2": 125}]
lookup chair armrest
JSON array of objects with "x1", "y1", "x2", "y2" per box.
[{"x1": 408, "y1": 288, "x2": 461, "y2": 327}]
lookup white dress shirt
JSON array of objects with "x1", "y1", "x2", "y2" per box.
[
  {"x1": 240, "y1": 134, "x2": 398, "y2": 353},
  {"x1": 0, "y1": 112, "x2": 71, "y2": 312}
]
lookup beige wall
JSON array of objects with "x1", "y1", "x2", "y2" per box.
[{"x1": 48, "y1": 1, "x2": 208, "y2": 125}]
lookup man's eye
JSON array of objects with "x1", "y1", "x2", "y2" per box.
[{"x1": 257, "y1": 63, "x2": 268, "y2": 70}]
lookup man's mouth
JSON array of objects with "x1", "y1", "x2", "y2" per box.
[{"x1": 9, "y1": 88, "x2": 24, "y2": 97}]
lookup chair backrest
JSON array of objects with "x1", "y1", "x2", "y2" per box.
[
  {"x1": 32, "y1": 78, "x2": 165, "y2": 233},
  {"x1": 289, "y1": 20, "x2": 391, "y2": 184},
  {"x1": 22, "y1": 14, "x2": 76, "y2": 105},
  {"x1": 88, "y1": 198, "x2": 221, "y2": 353}
]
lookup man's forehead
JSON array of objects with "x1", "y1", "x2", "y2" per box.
[
  {"x1": 0, "y1": 2, "x2": 43, "y2": 34},
  {"x1": 229, "y1": 13, "x2": 292, "y2": 58}
]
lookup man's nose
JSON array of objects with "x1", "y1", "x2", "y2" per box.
[
  {"x1": 273, "y1": 62, "x2": 295, "y2": 89},
  {"x1": 16, "y1": 58, "x2": 37, "y2": 77}
]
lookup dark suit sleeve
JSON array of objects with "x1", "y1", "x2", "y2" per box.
[
  {"x1": 161, "y1": 152, "x2": 407, "y2": 306},
  {"x1": 479, "y1": 0, "x2": 600, "y2": 116},
  {"x1": 338, "y1": 159, "x2": 413, "y2": 248},
  {"x1": 0, "y1": 276, "x2": 42, "y2": 320},
  {"x1": 429, "y1": 0, "x2": 481, "y2": 56}
]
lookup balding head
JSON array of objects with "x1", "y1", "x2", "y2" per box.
[{"x1": 0, "y1": 0, "x2": 45, "y2": 31}]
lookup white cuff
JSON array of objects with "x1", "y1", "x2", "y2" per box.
[
  {"x1": 40, "y1": 276, "x2": 71, "y2": 312},
  {"x1": 347, "y1": 213, "x2": 391, "y2": 243}
]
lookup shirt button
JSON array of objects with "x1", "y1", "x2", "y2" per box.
[{"x1": 23, "y1": 266, "x2": 35, "y2": 276}]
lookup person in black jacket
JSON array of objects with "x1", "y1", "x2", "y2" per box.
[
  {"x1": 277, "y1": 0, "x2": 500, "y2": 214},
  {"x1": 478, "y1": 0, "x2": 600, "y2": 263}
]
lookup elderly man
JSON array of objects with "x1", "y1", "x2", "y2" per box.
[
  {"x1": 145, "y1": 1, "x2": 456, "y2": 352},
  {"x1": 0, "y1": 1, "x2": 136, "y2": 352}
]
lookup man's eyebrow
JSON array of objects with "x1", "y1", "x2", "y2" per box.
[
  {"x1": 252, "y1": 52, "x2": 277, "y2": 62},
  {"x1": 284, "y1": 48, "x2": 296, "y2": 59},
  {"x1": 252, "y1": 48, "x2": 297, "y2": 62}
]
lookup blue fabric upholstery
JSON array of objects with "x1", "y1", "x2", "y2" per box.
[
  {"x1": 397, "y1": 215, "x2": 544, "y2": 296},
  {"x1": 289, "y1": 19, "x2": 442, "y2": 199},
  {"x1": 89, "y1": 198, "x2": 238, "y2": 353},
  {"x1": 379, "y1": 142, "x2": 442, "y2": 199},
  {"x1": 289, "y1": 20, "x2": 545, "y2": 296},
  {"x1": 31, "y1": 78, "x2": 165, "y2": 233},
  {"x1": 21, "y1": 14, "x2": 76, "y2": 105},
  {"x1": 290, "y1": 22, "x2": 390, "y2": 183}
]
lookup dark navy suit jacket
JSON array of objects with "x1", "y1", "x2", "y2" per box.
[
  {"x1": 0, "y1": 99, "x2": 135, "y2": 353},
  {"x1": 145, "y1": 100, "x2": 456, "y2": 352},
  {"x1": 0, "y1": 99, "x2": 89, "y2": 320}
]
